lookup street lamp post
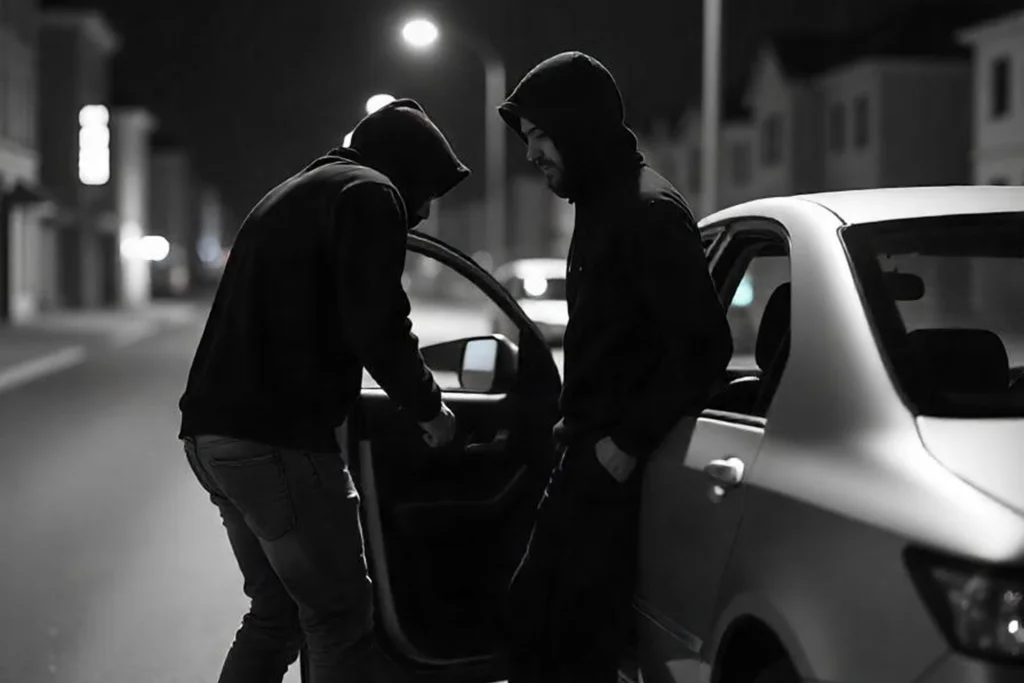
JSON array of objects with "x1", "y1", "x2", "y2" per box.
[
  {"x1": 702, "y1": 0, "x2": 723, "y2": 217},
  {"x1": 401, "y1": 17, "x2": 507, "y2": 271}
]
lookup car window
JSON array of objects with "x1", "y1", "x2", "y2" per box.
[
  {"x1": 705, "y1": 224, "x2": 792, "y2": 418},
  {"x1": 725, "y1": 253, "x2": 790, "y2": 372},
  {"x1": 843, "y1": 213, "x2": 1024, "y2": 417},
  {"x1": 361, "y1": 252, "x2": 518, "y2": 392}
]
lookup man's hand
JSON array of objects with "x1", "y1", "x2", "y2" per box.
[
  {"x1": 595, "y1": 436, "x2": 637, "y2": 483},
  {"x1": 419, "y1": 402, "x2": 457, "y2": 448}
]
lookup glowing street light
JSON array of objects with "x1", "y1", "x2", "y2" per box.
[
  {"x1": 401, "y1": 18, "x2": 439, "y2": 49},
  {"x1": 120, "y1": 235, "x2": 171, "y2": 262},
  {"x1": 79, "y1": 104, "x2": 111, "y2": 186},
  {"x1": 365, "y1": 93, "x2": 396, "y2": 115}
]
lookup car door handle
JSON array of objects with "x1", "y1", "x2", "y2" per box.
[
  {"x1": 464, "y1": 429, "x2": 510, "y2": 456},
  {"x1": 704, "y1": 457, "x2": 745, "y2": 488}
]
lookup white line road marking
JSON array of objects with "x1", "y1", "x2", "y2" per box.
[{"x1": 0, "y1": 346, "x2": 88, "y2": 395}]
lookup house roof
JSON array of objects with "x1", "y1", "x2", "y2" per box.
[
  {"x1": 769, "y1": 32, "x2": 852, "y2": 79},
  {"x1": 836, "y1": 0, "x2": 1023, "y2": 63},
  {"x1": 723, "y1": 79, "x2": 752, "y2": 122},
  {"x1": 762, "y1": 0, "x2": 1023, "y2": 81}
]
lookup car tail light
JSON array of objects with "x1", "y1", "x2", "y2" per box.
[{"x1": 905, "y1": 547, "x2": 1024, "y2": 664}]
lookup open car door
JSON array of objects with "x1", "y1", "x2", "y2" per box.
[{"x1": 330, "y1": 231, "x2": 562, "y2": 681}]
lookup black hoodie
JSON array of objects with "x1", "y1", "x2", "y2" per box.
[
  {"x1": 499, "y1": 53, "x2": 732, "y2": 461},
  {"x1": 179, "y1": 99, "x2": 470, "y2": 453}
]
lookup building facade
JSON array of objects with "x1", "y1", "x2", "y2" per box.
[
  {"x1": 959, "y1": 8, "x2": 1024, "y2": 185},
  {"x1": 39, "y1": 9, "x2": 121, "y2": 308},
  {"x1": 818, "y1": 59, "x2": 972, "y2": 191},
  {"x1": 111, "y1": 106, "x2": 158, "y2": 307},
  {"x1": 0, "y1": 0, "x2": 51, "y2": 324},
  {"x1": 149, "y1": 141, "x2": 193, "y2": 296}
]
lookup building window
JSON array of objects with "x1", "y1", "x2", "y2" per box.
[
  {"x1": 760, "y1": 114, "x2": 783, "y2": 166},
  {"x1": 829, "y1": 103, "x2": 846, "y2": 153},
  {"x1": 732, "y1": 141, "x2": 752, "y2": 185},
  {"x1": 689, "y1": 148, "x2": 701, "y2": 193},
  {"x1": 991, "y1": 56, "x2": 1011, "y2": 119},
  {"x1": 853, "y1": 95, "x2": 869, "y2": 148},
  {"x1": 0, "y1": 48, "x2": 7, "y2": 139}
]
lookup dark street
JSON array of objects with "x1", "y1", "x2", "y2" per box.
[{"x1": 0, "y1": 312, "x2": 259, "y2": 683}]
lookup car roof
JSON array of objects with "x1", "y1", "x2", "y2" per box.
[
  {"x1": 495, "y1": 258, "x2": 567, "y2": 279},
  {"x1": 701, "y1": 186, "x2": 1024, "y2": 227}
]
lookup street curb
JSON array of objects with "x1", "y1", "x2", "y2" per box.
[{"x1": 0, "y1": 346, "x2": 88, "y2": 396}]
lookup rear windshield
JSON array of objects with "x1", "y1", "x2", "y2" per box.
[{"x1": 842, "y1": 213, "x2": 1024, "y2": 418}]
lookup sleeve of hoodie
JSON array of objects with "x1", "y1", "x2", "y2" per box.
[
  {"x1": 334, "y1": 181, "x2": 442, "y2": 423},
  {"x1": 610, "y1": 199, "x2": 733, "y2": 460}
]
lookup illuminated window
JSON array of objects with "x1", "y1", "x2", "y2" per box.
[{"x1": 79, "y1": 105, "x2": 111, "y2": 185}]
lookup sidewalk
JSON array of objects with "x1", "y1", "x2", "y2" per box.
[{"x1": 0, "y1": 300, "x2": 207, "y2": 395}]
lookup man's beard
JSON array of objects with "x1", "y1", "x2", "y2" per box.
[{"x1": 537, "y1": 163, "x2": 568, "y2": 198}]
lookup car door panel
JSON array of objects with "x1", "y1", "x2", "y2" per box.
[
  {"x1": 636, "y1": 412, "x2": 765, "y2": 683},
  {"x1": 638, "y1": 221, "x2": 789, "y2": 683},
  {"x1": 328, "y1": 231, "x2": 561, "y2": 682},
  {"x1": 359, "y1": 388, "x2": 529, "y2": 537}
]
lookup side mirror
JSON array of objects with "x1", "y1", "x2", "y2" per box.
[
  {"x1": 460, "y1": 338, "x2": 499, "y2": 392},
  {"x1": 420, "y1": 335, "x2": 518, "y2": 393}
]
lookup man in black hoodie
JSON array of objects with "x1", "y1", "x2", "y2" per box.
[
  {"x1": 178, "y1": 99, "x2": 469, "y2": 682},
  {"x1": 498, "y1": 53, "x2": 732, "y2": 681}
]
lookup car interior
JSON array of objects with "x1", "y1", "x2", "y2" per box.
[
  {"x1": 708, "y1": 281, "x2": 791, "y2": 416},
  {"x1": 706, "y1": 229, "x2": 792, "y2": 418},
  {"x1": 840, "y1": 218, "x2": 1024, "y2": 414},
  {"x1": 875, "y1": 271, "x2": 1021, "y2": 401}
]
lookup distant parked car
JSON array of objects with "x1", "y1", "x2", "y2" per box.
[{"x1": 491, "y1": 258, "x2": 567, "y2": 346}]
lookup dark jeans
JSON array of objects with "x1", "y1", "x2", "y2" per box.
[
  {"x1": 184, "y1": 434, "x2": 383, "y2": 683},
  {"x1": 505, "y1": 437, "x2": 642, "y2": 683}
]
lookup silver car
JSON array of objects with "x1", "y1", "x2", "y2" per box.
[
  {"x1": 307, "y1": 186, "x2": 1024, "y2": 683},
  {"x1": 637, "y1": 186, "x2": 1024, "y2": 683}
]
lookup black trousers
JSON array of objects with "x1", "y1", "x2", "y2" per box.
[
  {"x1": 506, "y1": 437, "x2": 642, "y2": 683},
  {"x1": 184, "y1": 434, "x2": 393, "y2": 683}
]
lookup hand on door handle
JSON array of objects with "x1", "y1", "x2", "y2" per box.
[
  {"x1": 464, "y1": 429, "x2": 510, "y2": 456},
  {"x1": 704, "y1": 457, "x2": 745, "y2": 488}
]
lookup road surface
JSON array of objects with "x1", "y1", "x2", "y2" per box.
[{"x1": 0, "y1": 302, "x2": 552, "y2": 683}]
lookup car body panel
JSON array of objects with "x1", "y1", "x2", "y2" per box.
[
  {"x1": 635, "y1": 413, "x2": 764, "y2": 683},
  {"x1": 916, "y1": 417, "x2": 1024, "y2": 518}
]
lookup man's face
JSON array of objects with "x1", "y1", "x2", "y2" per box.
[
  {"x1": 408, "y1": 198, "x2": 432, "y2": 229},
  {"x1": 521, "y1": 118, "x2": 566, "y2": 197}
]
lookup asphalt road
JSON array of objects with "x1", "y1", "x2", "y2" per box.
[{"x1": 0, "y1": 303, "x2": 556, "y2": 683}]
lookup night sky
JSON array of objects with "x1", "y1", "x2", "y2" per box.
[{"x1": 39, "y1": 0, "x2": 1022, "y2": 220}]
